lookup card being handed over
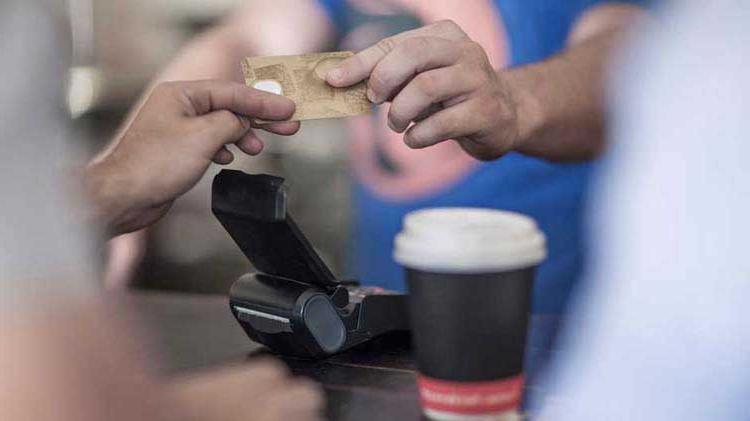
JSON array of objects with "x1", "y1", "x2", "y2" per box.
[{"x1": 242, "y1": 51, "x2": 372, "y2": 121}]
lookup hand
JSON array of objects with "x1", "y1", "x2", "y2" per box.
[
  {"x1": 86, "y1": 80, "x2": 299, "y2": 235},
  {"x1": 326, "y1": 20, "x2": 522, "y2": 161}
]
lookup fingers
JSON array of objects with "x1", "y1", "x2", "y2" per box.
[
  {"x1": 236, "y1": 132, "x2": 265, "y2": 156},
  {"x1": 170, "y1": 80, "x2": 296, "y2": 121},
  {"x1": 326, "y1": 36, "x2": 402, "y2": 88},
  {"x1": 404, "y1": 98, "x2": 485, "y2": 149},
  {"x1": 178, "y1": 82, "x2": 298, "y2": 157},
  {"x1": 199, "y1": 109, "x2": 253, "y2": 149},
  {"x1": 367, "y1": 37, "x2": 461, "y2": 104},
  {"x1": 212, "y1": 146, "x2": 235, "y2": 164},
  {"x1": 326, "y1": 20, "x2": 468, "y2": 88},
  {"x1": 253, "y1": 120, "x2": 301, "y2": 135},
  {"x1": 196, "y1": 105, "x2": 299, "y2": 159},
  {"x1": 387, "y1": 65, "x2": 477, "y2": 132},
  {"x1": 199, "y1": 112, "x2": 297, "y2": 163}
]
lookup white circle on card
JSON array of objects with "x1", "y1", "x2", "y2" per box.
[{"x1": 252, "y1": 80, "x2": 283, "y2": 95}]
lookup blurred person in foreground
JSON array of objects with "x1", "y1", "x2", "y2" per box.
[
  {"x1": 0, "y1": 2, "x2": 321, "y2": 420},
  {"x1": 534, "y1": 0, "x2": 750, "y2": 418},
  {"x1": 111, "y1": 0, "x2": 648, "y2": 318}
]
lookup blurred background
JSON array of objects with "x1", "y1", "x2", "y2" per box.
[{"x1": 69, "y1": 0, "x2": 352, "y2": 294}]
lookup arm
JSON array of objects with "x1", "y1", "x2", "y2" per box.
[
  {"x1": 326, "y1": 3, "x2": 648, "y2": 162},
  {"x1": 0, "y1": 4, "x2": 321, "y2": 419},
  {"x1": 508, "y1": 3, "x2": 649, "y2": 160},
  {"x1": 100, "y1": 0, "x2": 333, "y2": 286},
  {"x1": 538, "y1": 2, "x2": 750, "y2": 417}
]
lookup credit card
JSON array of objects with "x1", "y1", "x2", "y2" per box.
[{"x1": 242, "y1": 51, "x2": 372, "y2": 121}]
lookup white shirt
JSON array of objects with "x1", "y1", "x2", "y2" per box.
[
  {"x1": 0, "y1": 1, "x2": 97, "y2": 311},
  {"x1": 537, "y1": 1, "x2": 750, "y2": 419}
]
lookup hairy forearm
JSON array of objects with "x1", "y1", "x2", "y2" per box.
[
  {"x1": 508, "y1": 5, "x2": 647, "y2": 162},
  {"x1": 507, "y1": 32, "x2": 617, "y2": 161}
]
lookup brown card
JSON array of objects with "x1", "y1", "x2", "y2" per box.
[{"x1": 242, "y1": 51, "x2": 372, "y2": 121}]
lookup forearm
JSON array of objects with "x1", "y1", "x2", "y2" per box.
[
  {"x1": 508, "y1": 32, "x2": 618, "y2": 161},
  {"x1": 509, "y1": 5, "x2": 648, "y2": 162}
]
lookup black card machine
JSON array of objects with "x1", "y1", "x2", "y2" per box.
[{"x1": 212, "y1": 170, "x2": 408, "y2": 358}]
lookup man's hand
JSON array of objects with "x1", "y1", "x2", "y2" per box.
[
  {"x1": 86, "y1": 80, "x2": 300, "y2": 235},
  {"x1": 326, "y1": 20, "x2": 522, "y2": 161}
]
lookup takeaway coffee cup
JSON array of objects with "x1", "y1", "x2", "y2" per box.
[{"x1": 394, "y1": 208, "x2": 546, "y2": 420}]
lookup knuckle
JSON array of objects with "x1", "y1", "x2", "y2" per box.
[
  {"x1": 352, "y1": 54, "x2": 369, "y2": 73},
  {"x1": 415, "y1": 72, "x2": 439, "y2": 98},
  {"x1": 463, "y1": 41, "x2": 487, "y2": 60},
  {"x1": 435, "y1": 19, "x2": 457, "y2": 31},
  {"x1": 404, "y1": 36, "x2": 432, "y2": 53},
  {"x1": 254, "y1": 93, "x2": 269, "y2": 115},
  {"x1": 208, "y1": 110, "x2": 243, "y2": 133},
  {"x1": 215, "y1": 109, "x2": 236, "y2": 123},
  {"x1": 375, "y1": 37, "x2": 398, "y2": 55},
  {"x1": 368, "y1": 68, "x2": 391, "y2": 95},
  {"x1": 435, "y1": 19, "x2": 466, "y2": 37},
  {"x1": 388, "y1": 105, "x2": 406, "y2": 128}
]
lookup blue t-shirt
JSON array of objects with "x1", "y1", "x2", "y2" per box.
[{"x1": 317, "y1": 0, "x2": 647, "y2": 314}]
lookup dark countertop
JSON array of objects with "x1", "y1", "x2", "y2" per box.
[{"x1": 130, "y1": 292, "x2": 561, "y2": 420}]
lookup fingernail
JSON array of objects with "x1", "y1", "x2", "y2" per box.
[
  {"x1": 238, "y1": 116, "x2": 251, "y2": 128},
  {"x1": 366, "y1": 88, "x2": 380, "y2": 104},
  {"x1": 327, "y1": 68, "x2": 343, "y2": 82},
  {"x1": 251, "y1": 138, "x2": 264, "y2": 154}
]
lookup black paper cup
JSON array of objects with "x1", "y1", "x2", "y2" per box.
[{"x1": 394, "y1": 208, "x2": 546, "y2": 420}]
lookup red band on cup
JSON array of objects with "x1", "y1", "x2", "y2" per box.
[{"x1": 417, "y1": 374, "x2": 524, "y2": 415}]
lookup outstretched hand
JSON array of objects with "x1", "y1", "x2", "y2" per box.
[
  {"x1": 86, "y1": 80, "x2": 299, "y2": 235},
  {"x1": 326, "y1": 20, "x2": 521, "y2": 161}
]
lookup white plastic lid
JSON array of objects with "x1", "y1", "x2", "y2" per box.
[{"x1": 393, "y1": 208, "x2": 546, "y2": 273}]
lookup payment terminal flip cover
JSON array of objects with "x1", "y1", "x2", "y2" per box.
[{"x1": 212, "y1": 170, "x2": 408, "y2": 358}]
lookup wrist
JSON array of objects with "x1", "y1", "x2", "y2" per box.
[
  {"x1": 502, "y1": 68, "x2": 545, "y2": 155},
  {"x1": 84, "y1": 156, "x2": 139, "y2": 236}
]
